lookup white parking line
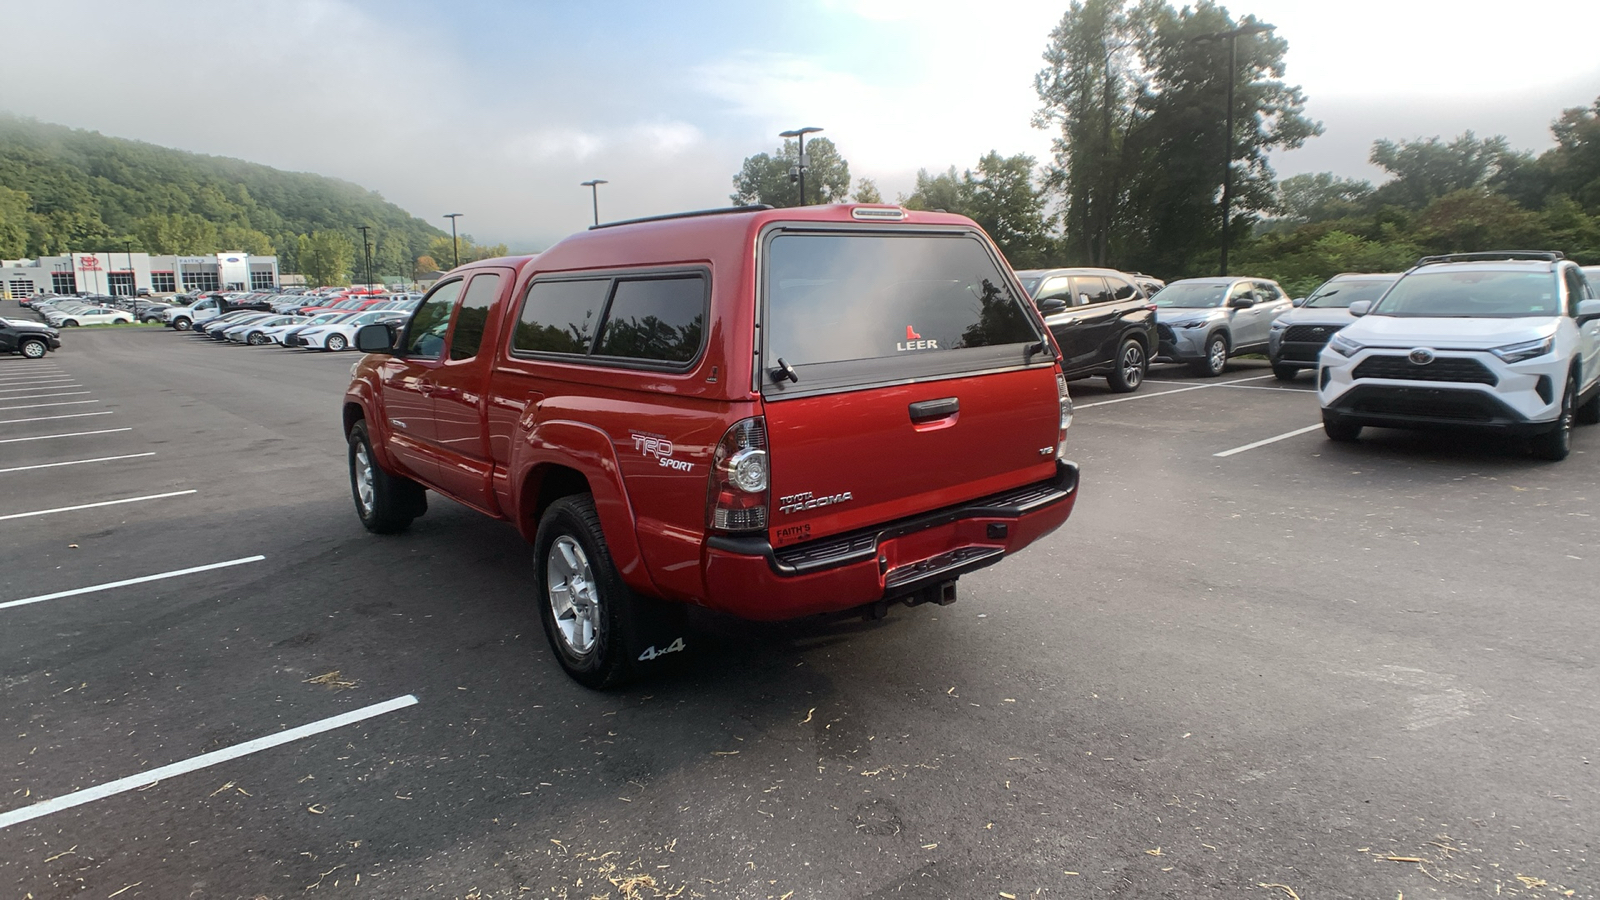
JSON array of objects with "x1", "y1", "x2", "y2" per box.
[
  {"x1": 0, "y1": 400, "x2": 99, "y2": 412},
  {"x1": 0, "y1": 452, "x2": 154, "y2": 474},
  {"x1": 1213, "y1": 424, "x2": 1324, "y2": 458},
  {"x1": 0, "y1": 427, "x2": 131, "y2": 445},
  {"x1": 0, "y1": 391, "x2": 91, "y2": 401},
  {"x1": 1, "y1": 555, "x2": 266, "y2": 611},
  {"x1": 0, "y1": 384, "x2": 82, "y2": 393},
  {"x1": 0, "y1": 694, "x2": 419, "y2": 830},
  {"x1": 0, "y1": 375, "x2": 75, "y2": 385},
  {"x1": 1076, "y1": 374, "x2": 1277, "y2": 409},
  {"x1": 0, "y1": 411, "x2": 114, "y2": 426},
  {"x1": 0, "y1": 490, "x2": 196, "y2": 522}
]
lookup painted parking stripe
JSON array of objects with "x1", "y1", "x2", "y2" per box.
[
  {"x1": 0, "y1": 411, "x2": 114, "y2": 426},
  {"x1": 1076, "y1": 374, "x2": 1276, "y2": 409},
  {"x1": 0, "y1": 376, "x2": 76, "y2": 385},
  {"x1": 1213, "y1": 424, "x2": 1324, "y2": 458},
  {"x1": 1, "y1": 555, "x2": 266, "y2": 611},
  {"x1": 0, "y1": 391, "x2": 91, "y2": 401},
  {"x1": 0, "y1": 452, "x2": 154, "y2": 474},
  {"x1": 0, "y1": 400, "x2": 99, "y2": 412},
  {"x1": 0, "y1": 694, "x2": 419, "y2": 830},
  {"x1": 0, "y1": 384, "x2": 82, "y2": 393},
  {"x1": 0, "y1": 490, "x2": 195, "y2": 522},
  {"x1": 0, "y1": 427, "x2": 131, "y2": 445}
]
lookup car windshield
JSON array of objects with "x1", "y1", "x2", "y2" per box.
[
  {"x1": 1374, "y1": 270, "x2": 1560, "y2": 318},
  {"x1": 1304, "y1": 278, "x2": 1397, "y2": 309},
  {"x1": 1152, "y1": 282, "x2": 1228, "y2": 308},
  {"x1": 1018, "y1": 274, "x2": 1043, "y2": 296}
]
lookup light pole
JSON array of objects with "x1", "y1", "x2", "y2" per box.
[
  {"x1": 580, "y1": 180, "x2": 608, "y2": 227},
  {"x1": 779, "y1": 126, "x2": 823, "y2": 206},
  {"x1": 123, "y1": 240, "x2": 138, "y2": 316},
  {"x1": 443, "y1": 213, "x2": 463, "y2": 269},
  {"x1": 1193, "y1": 22, "x2": 1272, "y2": 276},
  {"x1": 356, "y1": 225, "x2": 374, "y2": 290}
]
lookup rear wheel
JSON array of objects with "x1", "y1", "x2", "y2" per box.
[
  {"x1": 248, "y1": 331, "x2": 268, "y2": 345},
  {"x1": 1323, "y1": 414, "x2": 1361, "y2": 442},
  {"x1": 1106, "y1": 338, "x2": 1147, "y2": 393},
  {"x1": 1530, "y1": 374, "x2": 1576, "y2": 461},
  {"x1": 62, "y1": 319, "x2": 78, "y2": 327},
  {"x1": 1190, "y1": 334, "x2": 1228, "y2": 377},
  {"x1": 18, "y1": 338, "x2": 47, "y2": 359},
  {"x1": 535, "y1": 495, "x2": 688, "y2": 689},
  {"x1": 1272, "y1": 364, "x2": 1299, "y2": 381},
  {"x1": 348, "y1": 419, "x2": 426, "y2": 533}
]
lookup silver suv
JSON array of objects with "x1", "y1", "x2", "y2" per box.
[{"x1": 1153, "y1": 277, "x2": 1293, "y2": 376}]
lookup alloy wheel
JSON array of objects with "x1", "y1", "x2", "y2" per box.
[{"x1": 547, "y1": 536, "x2": 600, "y2": 655}]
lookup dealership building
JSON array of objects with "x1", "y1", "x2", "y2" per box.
[{"x1": 0, "y1": 251, "x2": 280, "y2": 298}]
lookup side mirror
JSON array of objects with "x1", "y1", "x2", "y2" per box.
[
  {"x1": 355, "y1": 322, "x2": 397, "y2": 353},
  {"x1": 1291, "y1": 297, "x2": 1306, "y2": 307},
  {"x1": 1036, "y1": 297, "x2": 1068, "y2": 315},
  {"x1": 1229, "y1": 297, "x2": 1255, "y2": 309},
  {"x1": 1577, "y1": 298, "x2": 1600, "y2": 325},
  {"x1": 1348, "y1": 300, "x2": 1371, "y2": 317}
]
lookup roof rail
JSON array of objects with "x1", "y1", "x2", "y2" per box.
[
  {"x1": 590, "y1": 205, "x2": 774, "y2": 231},
  {"x1": 1414, "y1": 250, "x2": 1565, "y2": 266}
]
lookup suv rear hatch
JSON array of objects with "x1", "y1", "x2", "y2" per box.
[{"x1": 757, "y1": 226, "x2": 1062, "y2": 548}]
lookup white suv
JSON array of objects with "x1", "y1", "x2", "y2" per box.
[{"x1": 1318, "y1": 251, "x2": 1600, "y2": 461}]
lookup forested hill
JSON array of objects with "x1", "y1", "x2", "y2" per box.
[{"x1": 0, "y1": 114, "x2": 444, "y2": 276}]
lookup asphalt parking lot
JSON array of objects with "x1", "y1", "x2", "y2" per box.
[{"x1": 1, "y1": 316, "x2": 1595, "y2": 899}]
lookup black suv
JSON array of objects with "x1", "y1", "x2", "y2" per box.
[
  {"x1": 1, "y1": 317, "x2": 62, "y2": 358},
  {"x1": 1015, "y1": 267, "x2": 1158, "y2": 392}
]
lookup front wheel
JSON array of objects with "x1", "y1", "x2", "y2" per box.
[
  {"x1": 173, "y1": 317, "x2": 191, "y2": 331},
  {"x1": 18, "y1": 338, "x2": 47, "y2": 359},
  {"x1": 1190, "y1": 334, "x2": 1228, "y2": 377},
  {"x1": 1272, "y1": 364, "x2": 1299, "y2": 382},
  {"x1": 1323, "y1": 414, "x2": 1361, "y2": 442},
  {"x1": 1530, "y1": 375, "x2": 1576, "y2": 461},
  {"x1": 1106, "y1": 338, "x2": 1147, "y2": 393},
  {"x1": 325, "y1": 334, "x2": 348, "y2": 351},
  {"x1": 348, "y1": 419, "x2": 427, "y2": 533},
  {"x1": 534, "y1": 495, "x2": 688, "y2": 689},
  {"x1": 247, "y1": 332, "x2": 268, "y2": 345}
]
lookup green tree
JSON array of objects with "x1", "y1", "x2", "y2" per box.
[
  {"x1": 0, "y1": 186, "x2": 30, "y2": 257},
  {"x1": 296, "y1": 230, "x2": 354, "y2": 287},
  {"x1": 1369, "y1": 132, "x2": 1511, "y2": 209},
  {"x1": 1540, "y1": 97, "x2": 1600, "y2": 212},
  {"x1": 963, "y1": 152, "x2": 1056, "y2": 268},
  {"x1": 902, "y1": 166, "x2": 967, "y2": 214},
  {"x1": 730, "y1": 137, "x2": 851, "y2": 207},
  {"x1": 1276, "y1": 172, "x2": 1373, "y2": 224},
  {"x1": 425, "y1": 234, "x2": 508, "y2": 269},
  {"x1": 851, "y1": 178, "x2": 883, "y2": 204}
]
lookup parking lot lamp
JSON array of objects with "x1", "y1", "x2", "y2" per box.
[
  {"x1": 1192, "y1": 22, "x2": 1273, "y2": 276},
  {"x1": 356, "y1": 225, "x2": 374, "y2": 290},
  {"x1": 443, "y1": 213, "x2": 463, "y2": 269},
  {"x1": 123, "y1": 240, "x2": 138, "y2": 316},
  {"x1": 778, "y1": 127, "x2": 823, "y2": 206},
  {"x1": 580, "y1": 180, "x2": 608, "y2": 227}
]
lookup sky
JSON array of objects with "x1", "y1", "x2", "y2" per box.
[{"x1": 2, "y1": 0, "x2": 1597, "y2": 251}]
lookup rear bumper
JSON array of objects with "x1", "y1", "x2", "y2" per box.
[{"x1": 701, "y1": 461, "x2": 1079, "y2": 620}]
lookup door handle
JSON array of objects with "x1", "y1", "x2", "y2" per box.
[
  {"x1": 417, "y1": 381, "x2": 436, "y2": 396},
  {"x1": 909, "y1": 397, "x2": 959, "y2": 423}
]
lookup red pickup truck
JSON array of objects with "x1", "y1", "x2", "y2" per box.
[{"x1": 344, "y1": 204, "x2": 1079, "y2": 687}]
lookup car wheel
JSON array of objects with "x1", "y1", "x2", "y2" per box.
[
  {"x1": 18, "y1": 338, "x2": 48, "y2": 359},
  {"x1": 173, "y1": 317, "x2": 191, "y2": 331},
  {"x1": 535, "y1": 494, "x2": 688, "y2": 689},
  {"x1": 247, "y1": 332, "x2": 267, "y2": 345},
  {"x1": 62, "y1": 319, "x2": 78, "y2": 327},
  {"x1": 348, "y1": 419, "x2": 427, "y2": 534},
  {"x1": 1191, "y1": 333, "x2": 1228, "y2": 377},
  {"x1": 1272, "y1": 364, "x2": 1299, "y2": 381},
  {"x1": 1322, "y1": 413, "x2": 1361, "y2": 442},
  {"x1": 325, "y1": 334, "x2": 348, "y2": 351},
  {"x1": 1576, "y1": 382, "x2": 1600, "y2": 425},
  {"x1": 1530, "y1": 374, "x2": 1576, "y2": 462},
  {"x1": 1106, "y1": 338, "x2": 1147, "y2": 393}
]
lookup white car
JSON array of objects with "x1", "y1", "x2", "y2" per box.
[
  {"x1": 1318, "y1": 251, "x2": 1600, "y2": 460},
  {"x1": 288, "y1": 309, "x2": 404, "y2": 351},
  {"x1": 46, "y1": 305, "x2": 133, "y2": 327},
  {"x1": 164, "y1": 298, "x2": 226, "y2": 330}
]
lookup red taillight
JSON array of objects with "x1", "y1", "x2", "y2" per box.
[
  {"x1": 1056, "y1": 371, "x2": 1073, "y2": 458},
  {"x1": 706, "y1": 417, "x2": 769, "y2": 534}
]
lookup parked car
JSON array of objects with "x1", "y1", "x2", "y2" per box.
[
  {"x1": 45, "y1": 305, "x2": 133, "y2": 327},
  {"x1": 249, "y1": 316, "x2": 314, "y2": 345},
  {"x1": 343, "y1": 204, "x2": 1081, "y2": 688},
  {"x1": 224, "y1": 314, "x2": 303, "y2": 344},
  {"x1": 1267, "y1": 273, "x2": 1400, "y2": 381},
  {"x1": 0, "y1": 318, "x2": 62, "y2": 358},
  {"x1": 1318, "y1": 251, "x2": 1600, "y2": 460},
  {"x1": 1152, "y1": 276, "x2": 1293, "y2": 376},
  {"x1": 289, "y1": 309, "x2": 405, "y2": 350},
  {"x1": 1015, "y1": 267, "x2": 1157, "y2": 392}
]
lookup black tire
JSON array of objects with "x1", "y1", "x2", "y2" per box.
[
  {"x1": 325, "y1": 334, "x2": 348, "y2": 351},
  {"x1": 1530, "y1": 374, "x2": 1576, "y2": 462},
  {"x1": 62, "y1": 319, "x2": 78, "y2": 327},
  {"x1": 534, "y1": 494, "x2": 688, "y2": 689},
  {"x1": 247, "y1": 331, "x2": 268, "y2": 345},
  {"x1": 1323, "y1": 414, "x2": 1361, "y2": 442},
  {"x1": 173, "y1": 317, "x2": 191, "y2": 331},
  {"x1": 1272, "y1": 364, "x2": 1299, "y2": 382},
  {"x1": 1576, "y1": 382, "x2": 1600, "y2": 425},
  {"x1": 1106, "y1": 338, "x2": 1148, "y2": 393},
  {"x1": 348, "y1": 419, "x2": 426, "y2": 534},
  {"x1": 18, "y1": 338, "x2": 47, "y2": 359},
  {"x1": 1190, "y1": 333, "x2": 1229, "y2": 377}
]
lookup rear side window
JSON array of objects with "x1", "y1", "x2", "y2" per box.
[
  {"x1": 593, "y1": 277, "x2": 704, "y2": 363},
  {"x1": 514, "y1": 279, "x2": 609, "y2": 354},
  {"x1": 1070, "y1": 276, "x2": 1111, "y2": 305},
  {"x1": 449, "y1": 273, "x2": 501, "y2": 360},
  {"x1": 1108, "y1": 277, "x2": 1139, "y2": 301},
  {"x1": 764, "y1": 232, "x2": 1038, "y2": 368}
]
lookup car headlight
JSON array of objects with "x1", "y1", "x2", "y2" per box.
[
  {"x1": 1270, "y1": 319, "x2": 1288, "y2": 331},
  {"x1": 1328, "y1": 334, "x2": 1363, "y2": 357},
  {"x1": 1181, "y1": 320, "x2": 1208, "y2": 329},
  {"x1": 1490, "y1": 336, "x2": 1553, "y2": 364}
]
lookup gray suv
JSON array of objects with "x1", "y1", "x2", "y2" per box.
[
  {"x1": 1153, "y1": 277, "x2": 1292, "y2": 376},
  {"x1": 1267, "y1": 273, "x2": 1399, "y2": 381}
]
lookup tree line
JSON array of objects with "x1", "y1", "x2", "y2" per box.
[{"x1": 729, "y1": 0, "x2": 1600, "y2": 292}]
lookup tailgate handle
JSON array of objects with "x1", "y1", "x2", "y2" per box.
[{"x1": 908, "y1": 397, "x2": 959, "y2": 423}]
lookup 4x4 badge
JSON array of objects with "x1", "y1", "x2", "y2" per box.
[{"x1": 1408, "y1": 348, "x2": 1436, "y2": 365}]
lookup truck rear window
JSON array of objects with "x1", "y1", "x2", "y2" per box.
[{"x1": 764, "y1": 232, "x2": 1038, "y2": 369}]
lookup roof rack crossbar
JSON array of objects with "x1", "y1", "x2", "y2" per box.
[
  {"x1": 1414, "y1": 250, "x2": 1565, "y2": 266},
  {"x1": 590, "y1": 205, "x2": 774, "y2": 230}
]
